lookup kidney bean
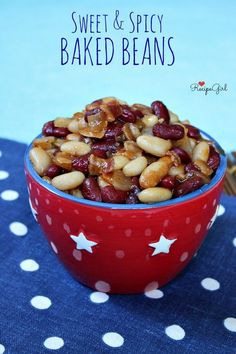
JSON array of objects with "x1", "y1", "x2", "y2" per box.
[
  {"x1": 42, "y1": 121, "x2": 54, "y2": 136},
  {"x1": 153, "y1": 123, "x2": 185, "y2": 140},
  {"x1": 171, "y1": 147, "x2": 191, "y2": 163},
  {"x1": 185, "y1": 162, "x2": 201, "y2": 173},
  {"x1": 53, "y1": 127, "x2": 70, "y2": 138},
  {"x1": 92, "y1": 149, "x2": 107, "y2": 158},
  {"x1": 151, "y1": 101, "x2": 170, "y2": 124},
  {"x1": 106, "y1": 100, "x2": 123, "y2": 119},
  {"x1": 119, "y1": 105, "x2": 137, "y2": 123},
  {"x1": 72, "y1": 154, "x2": 90, "y2": 174},
  {"x1": 126, "y1": 185, "x2": 140, "y2": 204},
  {"x1": 207, "y1": 146, "x2": 220, "y2": 170},
  {"x1": 101, "y1": 185, "x2": 127, "y2": 203},
  {"x1": 131, "y1": 176, "x2": 141, "y2": 188},
  {"x1": 174, "y1": 175, "x2": 204, "y2": 197},
  {"x1": 81, "y1": 177, "x2": 102, "y2": 201},
  {"x1": 159, "y1": 176, "x2": 176, "y2": 190},
  {"x1": 185, "y1": 124, "x2": 201, "y2": 140},
  {"x1": 86, "y1": 98, "x2": 103, "y2": 110},
  {"x1": 133, "y1": 109, "x2": 144, "y2": 118},
  {"x1": 45, "y1": 164, "x2": 63, "y2": 178},
  {"x1": 84, "y1": 107, "x2": 102, "y2": 122},
  {"x1": 92, "y1": 140, "x2": 122, "y2": 155},
  {"x1": 85, "y1": 107, "x2": 101, "y2": 117},
  {"x1": 104, "y1": 122, "x2": 124, "y2": 140}
]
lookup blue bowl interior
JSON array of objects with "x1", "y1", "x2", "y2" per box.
[{"x1": 25, "y1": 130, "x2": 227, "y2": 210}]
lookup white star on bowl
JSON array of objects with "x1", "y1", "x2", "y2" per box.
[
  {"x1": 149, "y1": 235, "x2": 177, "y2": 256},
  {"x1": 29, "y1": 197, "x2": 38, "y2": 221},
  {"x1": 70, "y1": 232, "x2": 98, "y2": 254}
]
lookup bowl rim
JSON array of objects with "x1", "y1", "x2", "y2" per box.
[{"x1": 24, "y1": 130, "x2": 227, "y2": 210}]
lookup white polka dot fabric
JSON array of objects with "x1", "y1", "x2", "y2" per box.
[
  {"x1": 0, "y1": 171, "x2": 9, "y2": 180},
  {"x1": 165, "y1": 325, "x2": 185, "y2": 340},
  {"x1": 0, "y1": 139, "x2": 235, "y2": 352},
  {"x1": 31, "y1": 296, "x2": 52, "y2": 309},
  {"x1": 0, "y1": 344, "x2": 5, "y2": 354},
  {"x1": 102, "y1": 332, "x2": 124, "y2": 347},
  {"x1": 90, "y1": 292, "x2": 109, "y2": 304},
  {"x1": 43, "y1": 337, "x2": 64, "y2": 350}
]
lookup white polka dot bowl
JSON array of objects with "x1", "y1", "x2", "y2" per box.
[{"x1": 24, "y1": 132, "x2": 226, "y2": 294}]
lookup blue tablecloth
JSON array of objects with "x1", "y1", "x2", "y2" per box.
[{"x1": 0, "y1": 138, "x2": 235, "y2": 354}]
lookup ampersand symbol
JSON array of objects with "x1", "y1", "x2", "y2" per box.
[{"x1": 113, "y1": 10, "x2": 124, "y2": 30}]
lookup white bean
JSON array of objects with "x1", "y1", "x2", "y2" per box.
[
  {"x1": 139, "y1": 156, "x2": 172, "y2": 188},
  {"x1": 181, "y1": 119, "x2": 190, "y2": 125},
  {"x1": 33, "y1": 136, "x2": 55, "y2": 149},
  {"x1": 123, "y1": 156, "x2": 148, "y2": 177},
  {"x1": 192, "y1": 141, "x2": 209, "y2": 162},
  {"x1": 113, "y1": 155, "x2": 130, "y2": 170},
  {"x1": 174, "y1": 136, "x2": 193, "y2": 155},
  {"x1": 168, "y1": 110, "x2": 179, "y2": 123},
  {"x1": 29, "y1": 147, "x2": 51, "y2": 176},
  {"x1": 68, "y1": 119, "x2": 80, "y2": 133},
  {"x1": 141, "y1": 127, "x2": 153, "y2": 136},
  {"x1": 142, "y1": 114, "x2": 158, "y2": 127},
  {"x1": 168, "y1": 164, "x2": 185, "y2": 177},
  {"x1": 54, "y1": 118, "x2": 72, "y2": 127},
  {"x1": 71, "y1": 188, "x2": 84, "y2": 198},
  {"x1": 52, "y1": 171, "x2": 85, "y2": 191},
  {"x1": 60, "y1": 141, "x2": 91, "y2": 156},
  {"x1": 194, "y1": 160, "x2": 213, "y2": 176},
  {"x1": 136, "y1": 135, "x2": 172, "y2": 157},
  {"x1": 103, "y1": 96, "x2": 118, "y2": 104},
  {"x1": 66, "y1": 133, "x2": 81, "y2": 141},
  {"x1": 189, "y1": 138, "x2": 197, "y2": 150},
  {"x1": 123, "y1": 123, "x2": 141, "y2": 140},
  {"x1": 138, "y1": 187, "x2": 172, "y2": 203},
  {"x1": 97, "y1": 176, "x2": 110, "y2": 188},
  {"x1": 42, "y1": 176, "x2": 52, "y2": 184}
]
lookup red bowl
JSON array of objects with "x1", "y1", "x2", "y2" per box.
[{"x1": 24, "y1": 131, "x2": 226, "y2": 294}]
